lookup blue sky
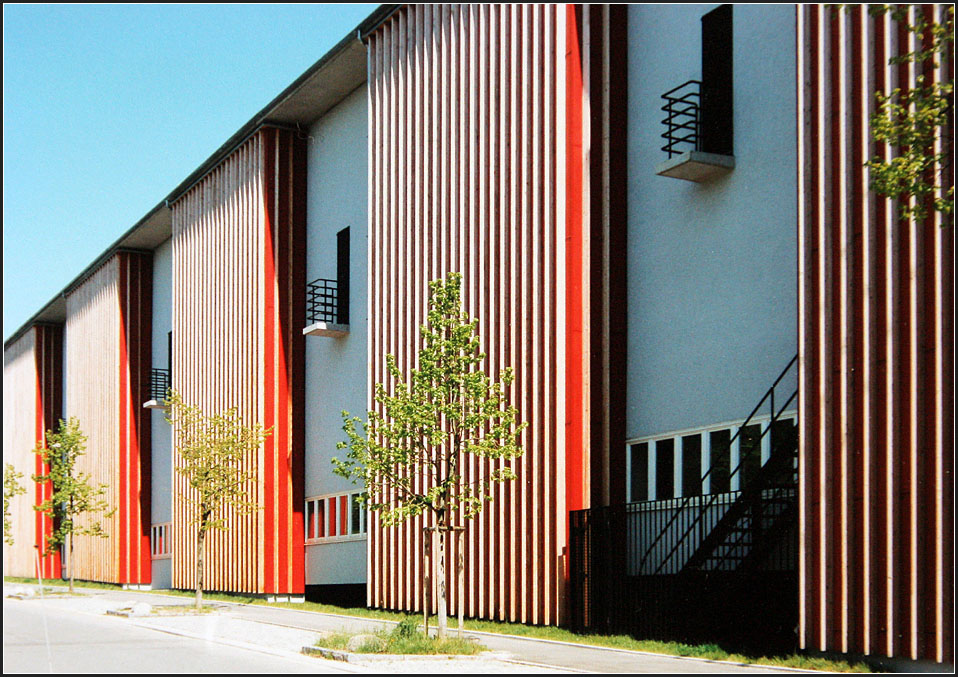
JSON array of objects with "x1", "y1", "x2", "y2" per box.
[{"x1": 2, "y1": 4, "x2": 377, "y2": 341}]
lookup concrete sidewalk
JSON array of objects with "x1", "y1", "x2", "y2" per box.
[{"x1": 4, "y1": 583, "x2": 810, "y2": 674}]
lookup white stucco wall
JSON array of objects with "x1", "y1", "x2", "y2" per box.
[
  {"x1": 150, "y1": 237, "x2": 173, "y2": 588},
  {"x1": 304, "y1": 86, "x2": 368, "y2": 585},
  {"x1": 625, "y1": 4, "x2": 798, "y2": 440}
]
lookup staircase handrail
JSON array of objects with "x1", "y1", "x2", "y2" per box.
[{"x1": 636, "y1": 354, "x2": 798, "y2": 574}]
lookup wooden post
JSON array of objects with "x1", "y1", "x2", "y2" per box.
[{"x1": 457, "y1": 529, "x2": 464, "y2": 638}]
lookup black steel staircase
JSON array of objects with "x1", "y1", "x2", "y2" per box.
[
  {"x1": 636, "y1": 355, "x2": 799, "y2": 576},
  {"x1": 569, "y1": 355, "x2": 800, "y2": 650},
  {"x1": 682, "y1": 432, "x2": 797, "y2": 572}
]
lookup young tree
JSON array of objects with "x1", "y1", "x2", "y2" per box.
[
  {"x1": 866, "y1": 4, "x2": 954, "y2": 226},
  {"x1": 3, "y1": 463, "x2": 27, "y2": 546},
  {"x1": 32, "y1": 417, "x2": 114, "y2": 593},
  {"x1": 165, "y1": 391, "x2": 269, "y2": 609},
  {"x1": 335, "y1": 272, "x2": 527, "y2": 639}
]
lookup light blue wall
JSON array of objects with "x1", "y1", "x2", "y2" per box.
[
  {"x1": 151, "y1": 558, "x2": 171, "y2": 590},
  {"x1": 306, "y1": 539, "x2": 365, "y2": 585},
  {"x1": 150, "y1": 237, "x2": 173, "y2": 525},
  {"x1": 626, "y1": 4, "x2": 798, "y2": 440},
  {"x1": 303, "y1": 86, "x2": 368, "y2": 585}
]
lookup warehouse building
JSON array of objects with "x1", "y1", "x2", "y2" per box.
[{"x1": 3, "y1": 3, "x2": 952, "y2": 665}]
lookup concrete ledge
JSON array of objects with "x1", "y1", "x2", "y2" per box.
[
  {"x1": 301, "y1": 645, "x2": 498, "y2": 663},
  {"x1": 142, "y1": 400, "x2": 167, "y2": 410},
  {"x1": 303, "y1": 321, "x2": 349, "y2": 338},
  {"x1": 265, "y1": 594, "x2": 305, "y2": 604},
  {"x1": 655, "y1": 151, "x2": 735, "y2": 182}
]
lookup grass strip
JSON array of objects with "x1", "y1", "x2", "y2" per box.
[{"x1": 315, "y1": 617, "x2": 481, "y2": 655}]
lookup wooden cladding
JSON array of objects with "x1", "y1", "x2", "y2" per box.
[
  {"x1": 170, "y1": 127, "x2": 306, "y2": 595},
  {"x1": 580, "y1": 5, "x2": 628, "y2": 509},
  {"x1": 2, "y1": 326, "x2": 62, "y2": 579},
  {"x1": 64, "y1": 252, "x2": 152, "y2": 585},
  {"x1": 33, "y1": 324, "x2": 64, "y2": 579},
  {"x1": 797, "y1": 5, "x2": 954, "y2": 663},
  {"x1": 366, "y1": 4, "x2": 604, "y2": 626}
]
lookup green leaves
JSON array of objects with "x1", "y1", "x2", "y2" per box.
[
  {"x1": 865, "y1": 5, "x2": 954, "y2": 225},
  {"x1": 32, "y1": 417, "x2": 114, "y2": 555},
  {"x1": 334, "y1": 271, "x2": 528, "y2": 528},
  {"x1": 3, "y1": 463, "x2": 27, "y2": 546},
  {"x1": 165, "y1": 391, "x2": 267, "y2": 534}
]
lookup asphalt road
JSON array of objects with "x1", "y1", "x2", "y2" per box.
[{"x1": 2, "y1": 598, "x2": 351, "y2": 674}]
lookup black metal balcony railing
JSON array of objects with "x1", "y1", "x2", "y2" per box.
[
  {"x1": 307, "y1": 277, "x2": 348, "y2": 325},
  {"x1": 150, "y1": 368, "x2": 170, "y2": 402},
  {"x1": 660, "y1": 80, "x2": 701, "y2": 158}
]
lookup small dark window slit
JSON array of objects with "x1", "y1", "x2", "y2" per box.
[
  {"x1": 700, "y1": 4, "x2": 733, "y2": 156},
  {"x1": 336, "y1": 227, "x2": 350, "y2": 326}
]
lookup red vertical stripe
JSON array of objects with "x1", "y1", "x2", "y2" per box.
[
  {"x1": 290, "y1": 130, "x2": 307, "y2": 594},
  {"x1": 565, "y1": 4, "x2": 585, "y2": 517},
  {"x1": 34, "y1": 328, "x2": 46, "y2": 574},
  {"x1": 263, "y1": 129, "x2": 277, "y2": 593},
  {"x1": 118, "y1": 255, "x2": 130, "y2": 583}
]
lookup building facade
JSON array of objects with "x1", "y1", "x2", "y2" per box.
[{"x1": 3, "y1": 3, "x2": 953, "y2": 665}]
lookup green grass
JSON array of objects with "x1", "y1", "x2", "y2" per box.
[
  {"x1": 4, "y1": 576, "x2": 870, "y2": 671},
  {"x1": 315, "y1": 616, "x2": 481, "y2": 656},
  {"x1": 5, "y1": 576, "x2": 125, "y2": 592}
]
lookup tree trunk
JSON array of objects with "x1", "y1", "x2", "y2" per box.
[
  {"x1": 69, "y1": 532, "x2": 74, "y2": 594},
  {"x1": 437, "y1": 522, "x2": 448, "y2": 639},
  {"x1": 196, "y1": 530, "x2": 205, "y2": 610}
]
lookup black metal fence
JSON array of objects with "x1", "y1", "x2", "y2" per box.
[
  {"x1": 661, "y1": 80, "x2": 701, "y2": 157},
  {"x1": 149, "y1": 368, "x2": 170, "y2": 402},
  {"x1": 569, "y1": 500, "x2": 798, "y2": 652},
  {"x1": 569, "y1": 356, "x2": 800, "y2": 652},
  {"x1": 306, "y1": 277, "x2": 347, "y2": 325}
]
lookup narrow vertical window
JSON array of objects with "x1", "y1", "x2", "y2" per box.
[
  {"x1": 739, "y1": 423, "x2": 762, "y2": 488},
  {"x1": 336, "y1": 227, "x2": 350, "y2": 325},
  {"x1": 682, "y1": 434, "x2": 703, "y2": 497},
  {"x1": 350, "y1": 494, "x2": 361, "y2": 535},
  {"x1": 306, "y1": 500, "x2": 315, "y2": 539},
  {"x1": 630, "y1": 442, "x2": 649, "y2": 502},
  {"x1": 655, "y1": 439, "x2": 675, "y2": 500},
  {"x1": 327, "y1": 497, "x2": 337, "y2": 537},
  {"x1": 710, "y1": 429, "x2": 731, "y2": 494},
  {"x1": 700, "y1": 4, "x2": 733, "y2": 155}
]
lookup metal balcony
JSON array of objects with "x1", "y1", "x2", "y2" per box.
[{"x1": 304, "y1": 277, "x2": 349, "y2": 338}]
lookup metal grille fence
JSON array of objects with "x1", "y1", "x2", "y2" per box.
[
  {"x1": 149, "y1": 368, "x2": 170, "y2": 402},
  {"x1": 306, "y1": 278, "x2": 345, "y2": 325},
  {"x1": 660, "y1": 80, "x2": 701, "y2": 157}
]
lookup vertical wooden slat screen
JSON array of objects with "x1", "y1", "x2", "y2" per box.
[
  {"x1": 2, "y1": 332, "x2": 37, "y2": 577},
  {"x1": 2, "y1": 326, "x2": 62, "y2": 579},
  {"x1": 117, "y1": 251, "x2": 153, "y2": 585},
  {"x1": 64, "y1": 253, "x2": 152, "y2": 585},
  {"x1": 581, "y1": 5, "x2": 628, "y2": 509},
  {"x1": 34, "y1": 324, "x2": 64, "y2": 579},
  {"x1": 366, "y1": 3, "x2": 607, "y2": 626},
  {"x1": 797, "y1": 4, "x2": 954, "y2": 663},
  {"x1": 170, "y1": 127, "x2": 305, "y2": 595},
  {"x1": 66, "y1": 259, "x2": 119, "y2": 583}
]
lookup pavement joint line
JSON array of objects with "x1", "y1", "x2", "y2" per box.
[{"x1": 11, "y1": 585, "x2": 821, "y2": 674}]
